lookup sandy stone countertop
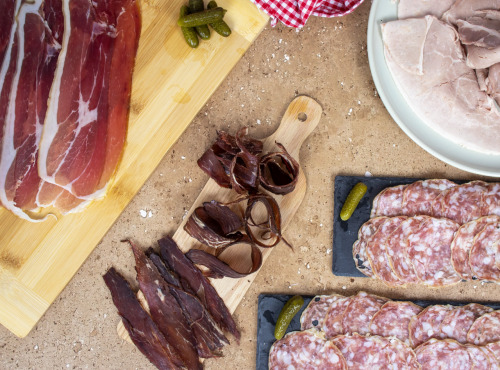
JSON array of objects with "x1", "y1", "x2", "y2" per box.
[{"x1": 1, "y1": 2, "x2": 499, "y2": 369}]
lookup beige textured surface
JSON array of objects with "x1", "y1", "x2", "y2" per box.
[{"x1": 1, "y1": 2, "x2": 499, "y2": 369}]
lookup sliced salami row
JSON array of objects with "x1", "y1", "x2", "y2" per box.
[
  {"x1": 299, "y1": 292, "x2": 500, "y2": 349},
  {"x1": 353, "y1": 215, "x2": 500, "y2": 286},
  {"x1": 371, "y1": 180, "x2": 500, "y2": 225}
]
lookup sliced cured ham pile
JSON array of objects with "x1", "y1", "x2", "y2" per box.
[
  {"x1": 0, "y1": 0, "x2": 140, "y2": 221},
  {"x1": 382, "y1": 0, "x2": 500, "y2": 155},
  {"x1": 269, "y1": 291, "x2": 500, "y2": 369},
  {"x1": 353, "y1": 179, "x2": 500, "y2": 287},
  {"x1": 103, "y1": 236, "x2": 240, "y2": 370}
]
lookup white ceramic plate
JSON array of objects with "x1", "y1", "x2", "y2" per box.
[{"x1": 367, "y1": 0, "x2": 500, "y2": 177}]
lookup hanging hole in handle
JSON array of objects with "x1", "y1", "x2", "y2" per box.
[{"x1": 298, "y1": 112, "x2": 307, "y2": 122}]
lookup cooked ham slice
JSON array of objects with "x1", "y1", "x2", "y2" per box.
[
  {"x1": 486, "y1": 63, "x2": 500, "y2": 105},
  {"x1": 398, "y1": 0, "x2": 456, "y2": 20},
  {"x1": 382, "y1": 16, "x2": 500, "y2": 154},
  {"x1": 443, "y1": 0, "x2": 500, "y2": 25}
]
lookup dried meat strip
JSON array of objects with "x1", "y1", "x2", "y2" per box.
[
  {"x1": 407, "y1": 216, "x2": 461, "y2": 286},
  {"x1": 409, "y1": 305, "x2": 454, "y2": 348},
  {"x1": 131, "y1": 244, "x2": 201, "y2": 369},
  {"x1": 401, "y1": 179, "x2": 457, "y2": 216},
  {"x1": 370, "y1": 185, "x2": 406, "y2": 218},
  {"x1": 322, "y1": 297, "x2": 352, "y2": 338},
  {"x1": 451, "y1": 216, "x2": 500, "y2": 280},
  {"x1": 353, "y1": 217, "x2": 388, "y2": 277},
  {"x1": 467, "y1": 310, "x2": 500, "y2": 346},
  {"x1": 439, "y1": 304, "x2": 493, "y2": 344},
  {"x1": 341, "y1": 291, "x2": 389, "y2": 336},
  {"x1": 366, "y1": 216, "x2": 407, "y2": 287},
  {"x1": 369, "y1": 301, "x2": 423, "y2": 345},
  {"x1": 438, "y1": 181, "x2": 490, "y2": 224},
  {"x1": 300, "y1": 294, "x2": 344, "y2": 330},
  {"x1": 103, "y1": 268, "x2": 183, "y2": 370},
  {"x1": 469, "y1": 222, "x2": 500, "y2": 281},
  {"x1": 415, "y1": 339, "x2": 473, "y2": 369},
  {"x1": 268, "y1": 330, "x2": 347, "y2": 370},
  {"x1": 258, "y1": 143, "x2": 299, "y2": 195}
]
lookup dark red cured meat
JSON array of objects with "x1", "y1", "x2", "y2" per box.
[
  {"x1": 409, "y1": 305, "x2": 454, "y2": 347},
  {"x1": 268, "y1": 330, "x2": 347, "y2": 370},
  {"x1": 369, "y1": 301, "x2": 423, "y2": 345},
  {"x1": 467, "y1": 310, "x2": 500, "y2": 345},
  {"x1": 300, "y1": 294, "x2": 344, "y2": 330},
  {"x1": 439, "y1": 181, "x2": 490, "y2": 224},
  {"x1": 415, "y1": 339, "x2": 473, "y2": 369},
  {"x1": 385, "y1": 217, "x2": 423, "y2": 284},
  {"x1": 158, "y1": 236, "x2": 240, "y2": 341},
  {"x1": 366, "y1": 216, "x2": 407, "y2": 287},
  {"x1": 370, "y1": 185, "x2": 406, "y2": 218},
  {"x1": 451, "y1": 216, "x2": 500, "y2": 280},
  {"x1": 258, "y1": 142, "x2": 299, "y2": 195},
  {"x1": 483, "y1": 183, "x2": 500, "y2": 217},
  {"x1": 401, "y1": 179, "x2": 457, "y2": 216},
  {"x1": 322, "y1": 297, "x2": 352, "y2": 338},
  {"x1": 131, "y1": 244, "x2": 201, "y2": 369},
  {"x1": 353, "y1": 217, "x2": 388, "y2": 277},
  {"x1": 438, "y1": 304, "x2": 493, "y2": 344},
  {"x1": 469, "y1": 222, "x2": 500, "y2": 281},
  {"x1": 407, "y1": 216, "x2": 461, "y2": 286},
  {"x1": 102, "y1": 268, "x2": 183, "y2": 370},
  {"x1": 341, "y1": 291, "x2": 389, "y2": 335}
]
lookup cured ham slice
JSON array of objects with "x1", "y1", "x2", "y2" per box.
[{"x1": 37, "y1": 0, "x2": 140, "y2": 199}]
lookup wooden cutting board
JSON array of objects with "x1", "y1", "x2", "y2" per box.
[
  {"x1": 0, "y1": 0, "x2": 268, "y2": 338},
  {"x1": 117, "y1": 96, "x2": 323, "y2": 342}
]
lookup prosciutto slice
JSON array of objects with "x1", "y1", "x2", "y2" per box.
[{"x1": 37, "y1": 0, "x2": 140, "y2": 199}]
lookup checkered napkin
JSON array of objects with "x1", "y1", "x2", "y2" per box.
[{"x1": 250, "y1": 0, "x2": 365, "y2": 28}]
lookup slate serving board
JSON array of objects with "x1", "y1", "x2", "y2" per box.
[{"x1": 256, "y1": 293, "x2": 500, "y2": 370}]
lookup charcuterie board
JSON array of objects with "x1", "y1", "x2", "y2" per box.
[{"x1": 256, "y1": 293, "x2": 500, "y2": 370}]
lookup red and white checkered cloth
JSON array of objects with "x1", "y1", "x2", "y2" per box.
[{"x1": 250, "y1": 0, "x2": 365, "y2": 28}]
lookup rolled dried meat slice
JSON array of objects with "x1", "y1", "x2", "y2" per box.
[
  {"x1": 322, "y1": 297, "x2": 352, "y2": 338},
  {"x1": 352, "y1": 217, "x2": 389, "y2": 277},
  {"x1": 370, "y1": 185, "x2": 406, "y2": 218},
  {"x1": 402, "y1": 179, "x2": 457, "y2": 216},
  {"x1": 451, "y1": 216, "x2": 500, "y2": 280},
  {"x1": 469, "y1": 222, "x2": 500, "y2": 281},
  {"x1": 415, "y1": 339, "x2": 473, "y2": 369},
  {"x1": 409, "y1": 305, "x2": 454, "y2": 348},
  {"x1": 369, "y1": 301, "x2": 423, "y2": 345},
  {"x1": 439, "y1": 304, "x2": 493, "y2": 344},
  {"x1": 268, "y1": 330, "x2": 347, "y2": 370},
  {"x1": 467, "y1": 310, "x2": 500, "y2": 345},
  {"x1": 407, "y1": 216, "x2": 461, "y2": 286},
  {"x1": 385, "y1": 217, "x2": 424, "y2": 284},
  {"x1": 300, "y1": 294, "x2": 344, "y2": 331},
  {"x1": 483, "y1": 183, "x2": 500, "y2": 217},
  {"x1": 341, "y1": 291, "x2": 389, "y2": 336},
  {"x1": 439, "y1": 181, "x2": 490, "y2": 224},
  {"x1": 366, "y1": 216, "x2": 407, "y2": 287}
]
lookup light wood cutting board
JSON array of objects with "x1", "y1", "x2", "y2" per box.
[
  {"x1": 117, "y1": 96, "x2": 323, "y2": 342},
  {"x1": 0, "y1": 0, "x2": 268, "y2": 338}
]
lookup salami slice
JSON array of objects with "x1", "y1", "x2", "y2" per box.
[
  {"x1": 439, "y1": 304, "x2": 493, "y2": 344},
  {"x1": 370, "y1": 185, "x2": 406, "y2": 218},
  {"x1": 440, "y1": 181, "x2": 490, "y2": 225},
  {"x1": 366, "y1": 216, "x2": 407, "y2": 287},
  {"x1": 467, "y1": 310, "x2": 500, "y2": 346},
  {"x1": 415, "y1": 339, "x2": 473, "y2": 369},
  {"x1": 483, "y1": 183, "x2": 500, "y2": 217},
  {"x1": 385, "y1": 217, "x2": 424, "y2": 284},
  {"x1": 451, "y1": 216, "x2": 500, "y2": 280},
  {"x1": 407, "y1": 216, "x2": 461, "y2": 286},
  {"x1": 268, "y1": 330, "x2": 347, "y2": 370},
  {"x1": 402, "y1": 179, "x2": 457, "y2": 216},
  {"x1": 409, "y1": 305, "x2": 454, "y2": 348},
  {"x1": 486, "y1": 341, "x2": 500, "y2": 361},
  {"x1": 322, "y1": 297, "x2": 352, "y2": 338},
  {"x1": 300, "y1": 294, "x2": 344, "y2": 330},
  {"x1": 469, "y1": 222, "x2": 500, "y2": 281},
  {"x1": 466, "y1": 344, "x2": 496, "y2": 370},
  {"x1": 353, "y1": 217, "x2": 388, "y2": 277},
  {"x1": 341, "y1": 291, "x2": 389, "y2": 336},
  {"x1": 369, "y1": 301, "x2": 423, "y2": 345}
]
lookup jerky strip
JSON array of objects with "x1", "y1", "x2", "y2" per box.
[{"x1": 259, "y1": 142, "x2": 299, "y2": 195}]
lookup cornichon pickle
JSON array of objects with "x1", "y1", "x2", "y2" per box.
[
  {"x1": 340, "y1": 182, "x2": 368, "y2": 221},
  {"x1": 274, "y1": 295, "x2": 304, "y2": 340},
  {"x1": 207, "y1": 1, "x2": 231, "y2": 37},
  {"x1": 177, "y1": 7, "x2": 225, "y2": 28},
  {"x1": 189, "y1": 0, "x2": 211, "y2": 40},
  {"x1": 180, "y1": 5, "x2": 199, "y2": 48}
]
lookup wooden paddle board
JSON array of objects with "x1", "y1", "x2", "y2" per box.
[{"x1": 0, "y1": 0, "x2": 268, "y2": 337}]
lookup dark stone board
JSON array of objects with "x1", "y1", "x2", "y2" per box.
[{"x1": 256, "y1": 293, "x2": 500, "y2": 370}]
